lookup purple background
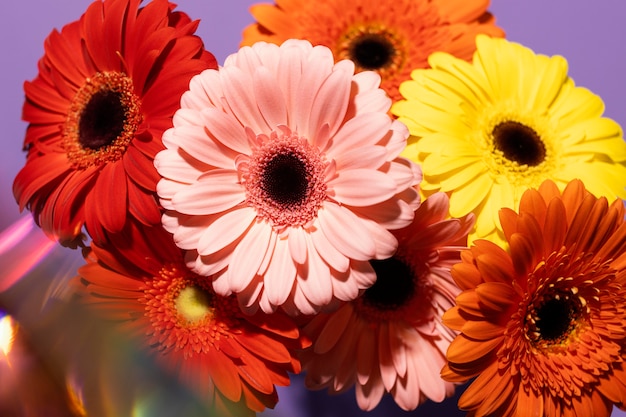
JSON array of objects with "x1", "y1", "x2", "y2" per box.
[{"x1": 1, "y1": 0, "x2": 625, "y2": 416}]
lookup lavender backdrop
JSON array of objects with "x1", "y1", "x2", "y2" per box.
[{"x1": 1, "y1": 1, "x2": 625, "y2": 416}]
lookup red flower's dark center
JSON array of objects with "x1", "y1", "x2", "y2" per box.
[
  {"x1": 63, "y1": 71, "x2": 142, "y2": 169},
  {"x1": 492, "y1": 121, "x2": 546, "y2": 166},
  {"x1": 363, "y1": 257, "x2": 415, "y2": 310},
  {"x1": 79, "y1": 90, "x2": 127, "y2": 150},
  {"x1": 262, "y1": 152, "x2": 310, "y2": 207},
  {"x1": 349, "y1": 33, "x2": 395, "y2": 70}
]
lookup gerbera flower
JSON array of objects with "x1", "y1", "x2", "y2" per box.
[
  {"x1": 443, "y1": 179, "x2": 626, "y2": 417},
  {"x1": 240, "y1": 0, "x2": 504, "y2": 102},
  {"x1": 155, "y1": 39, "x2": 421, "y2": 315},
  {"x1": 301, "y1": 192, "x2": 473, "y2": 411},
  {"x1": 74, "y1": 220, "x2": 307, "y2": 416},
  {"x1": 13, "y1": 0, "x2": 217, "y2": 246},
  {"x1": 392, "y1": 35, "x2": 626, "y2": 246}
]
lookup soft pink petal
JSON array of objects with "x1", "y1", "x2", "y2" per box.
[
  {"x1": 378, "y1": 322, "x2": 397, "y2": 392},
  {"x1": 388, "y1": 321, "x2": 408, "y2": 378},
  {"x1": 325, "y1": 113, "x2": 391, "y2": 157},
  {"x1": 154, "y1": 148, "x2": 205, "y2": 184},
  {"x1": 228, "y1": 223, "x2": 273, "y2": 292},
  {"x1": 356, "y1": 371, "x2": 385, "y2": 411},
  {"x1": 318, "y1": 202, "x2": 376, "y2": 261},
  {"x1": 263, "y1": 236, "x2": 297, "y2": 307},
  {"x1": 220, "y1": 65, "x2": 268, "y2": 132},
  {"x1": 334, "y1": 145, "x2": 388, "y2": 171},
  {"x1": 308, "y1": 66, "x2": 351, "y2": 138},
  {"x1": 288, "y1": 226, "x2": 308, "y2": 265},
  {"x1": 200, "y1": 107, "x2": 251, "y2": 154},
  {"x1": 253, "y1": 66, "x2": 288, "y2": 130},
  {"x1": 169, "y1": 125, "x2": 239, "y2": 169},
  {"x1": 314, "y1": 305, "x2": 354, "y2": 354},
  {"x1": 329, "y1": 169, "x2": 398, "y2": 206},
  {"x1": 296, "y1": 234, "x2": 332, "y2": 307},
  {"x1": 171, "y1": 180, "x2": 245, "y2": 215},
  {"x1": 330, "y1": 269, "x2": 360, "y2": 301},
  {"x1": 391, "y1": 353, "x2": 421, "y2": 411},
  {"x1": 356, "y1": 323, "x2": 377, "y2": 385},
  {"x1": 310, "y1": 226, "x2": 350, "y2": 272},
  {"x1": 196, "y1": 206, "x2": 256, "y2": 256}
]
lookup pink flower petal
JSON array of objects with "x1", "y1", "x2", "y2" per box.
[
  {"x1": 200, "y1": 107, "x2": 250, "y2": 154},
  {"x1": 228, "y1": 223, "x2": 273, "y2": 292},
  {"x1": 314, "y1": 304, "x2": 354, "y2": 354},
  {"x1": 356, "y1": 371, "x2": 385, "y2": 411},
  {"x1": 329, "y1": 169, "x2": 398, "y2": 207},
  {"x1": 326, "y1": 112, "x2": 391, "y2": 158},
  {"x1": 310, "y1": 226, "x2": 350, "y2": 273},
  {"x1": 330, "y1": 269, "x2": 360, "y2": 301},
  {"x1": 334, "y1": 145, "x2": 388, "y2": 171},
  {"x1": 197, "y1": 206, "x2": 256, "y2": 256},
  {"x1": 263, "y1": 236, "x2": 297, "y2": 307},
  {"x1": 171, "y1": 180, "x2": 245, "y2": 215},
  {"x1": 318, "y1": 202, "x2": 377, "y2": 261},
  {"x1": 308, "y1": 66, "x2": 351, "y2": 139},
  {"x1": 377, "y1": 322, "x2": 397, "y2": 392},
  {"x1": 253, "y1": 66, "x2": 288, "y2": 130},
  {"x1": 288, "y1": 226, "x2": 308, "y2": 265},
  {"x1": 356, "y1": 325, "x2": 377, "y2": 385},
  {"x1": 220, "y1": 65, "x2": 268, "y2": 133},
  {"x1": 296, "y1": 234, "x2": 332, "y2": 307}
]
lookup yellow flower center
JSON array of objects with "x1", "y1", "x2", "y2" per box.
[
  {"x1": 63, "y1": 71, "x2": 142, "y2": 169},
  {"x1": 175, "y1": 285, "x2": 214, "y2": 324}
]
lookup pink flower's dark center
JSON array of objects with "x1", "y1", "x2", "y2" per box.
[
  {"x1": 349, "y1": 33, "x2": 395, "y2": 70},
  {"x1": 492, "y1": 121, "x2": 546, "y2": 166},
  {"x1": 363, "y1": 257, "x2": 415, "y2": 310},
  {"x1": 534, "y1": 296, "x2": 580, "y2": 342},
  {"x1": 262, "y1": 153, "x2": 309, "y2": 207},
  {"x1": 79, "y1": 90, "x2": 127, "y2": 150}
]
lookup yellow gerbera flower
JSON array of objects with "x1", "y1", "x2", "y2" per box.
[{"x1": 392, "y1": 34, "x2": 626, "y2": 246}]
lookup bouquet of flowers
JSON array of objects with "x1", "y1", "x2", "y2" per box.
[{"x1": 2, "y1": 0, "x2": 626, "y2": 416}]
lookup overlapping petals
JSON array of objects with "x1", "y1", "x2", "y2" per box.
[
  {"x1": 155, "y1": 39, "x2": 421, "y2": 315},
  {"x1": 301, "y1": 192, "x2": 474, "y2": 410}
]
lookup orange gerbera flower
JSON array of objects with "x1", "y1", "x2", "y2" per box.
[
  {"x1": 241, "y1": 0, "x2": 504, "y2": 102},
  {"x1": 443, "y1": 179, "x2": 626, "y2": 417},
  {"x1": 74, "y1": 221, "x2": 307, "y2": 416},
  {"x1": 13, "y1": 0, "x2": 216, "y2": 246}
]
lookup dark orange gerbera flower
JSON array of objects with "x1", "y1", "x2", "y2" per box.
[
  {"x1": 74, "y1": 220, "x2": 307, "y2": 416},
  {"x1": 13, "y1": 0, "x2": 216, "y2": 247},
  {"x1": 241, "y1": 0, "x2": 504, "y2": 102},
  {"x1": 443, "y1": 179, "x2": 626, "y2": 417}
]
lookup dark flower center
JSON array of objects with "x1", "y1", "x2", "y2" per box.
[
  {"x1": 535, "y1": 297, "x2": 578, "y2": 342},
  {"x1": 492, "y1": 121, "x2": 546, "y2": 166},
  {"x1": 363, "y1": 257, "x2": 415, "y2": 310},
  {"x1": 79, "y1": 90, "x2": 127, "y2": 150},
  {"x1": 262, "y1": 152, "x2": 309, "y2": 207},
  {"x1": 349, "y1": 33, "x2": 395, "y2": 70}
]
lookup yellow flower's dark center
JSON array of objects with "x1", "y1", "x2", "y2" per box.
[
  {"x1": 349, "y1": 33, "x2": 395, "y2": 70},
  {"x1": 492, "y1": 121, "x2": 546, "y2": 166},
  {"x1": 363, "y1": 257, "x2": 415, "y2": 310},
  {"x1": 244, "y1": 128, "x2": 328, "y2": 229},
  {"x1": 63, "y1": 71, "x2": 142, "y2": 169},
  {"x1": 262, "y1": 153, "x2": 310, "y2": 206}
]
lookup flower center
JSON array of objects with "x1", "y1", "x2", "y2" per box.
[
  {"x1": 262, "y1": 153, "x2": 310, "y2": 206},
  {"x1": 63, "y1": 71, "x2": 142, "y2": 169},
  {"x1": 492, "y1": 121, "x2": 546, "y2": 166},
  {"x1": 533, "y1": 296, "x2": 580, "y2": 343},
  {"x1": 337, "y1": 24, "x2": 404, "y2": 74},
  {"x1": 363, "y1": 257, "x2": 415, "y2": 310},
  {"x1": 243, "y1": 128, "x2": 328, "y2": 230},
  {"x1": 349, "y1": 33, "x2": 395, "y2": 70},
  {"x1": 174, "y1": 285, "x2": 213, "y2": 324}
]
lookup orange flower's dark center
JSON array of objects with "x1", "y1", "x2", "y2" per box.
[
  {"x1": 63, "y1": 71, "x2": 142, "y2": 169},
  {"x1": 534, "y1": 296, "x2": 581, "y2": 343},
  {"x1": 337, "y1": 25, "x2": 404, "y2": 74},
  {"x1": 363, "y1": 257, "x2": 415, "y2": 310},
  {"x1": 492, "y1": 121, "x2": 546, "y2": 166},
  {"x1": 174, "y1": 285, "x2": 214, "y2": 324},
  {"x1": 244, "y1": 128, "x2": 328, "y2": 229},
  {"x1": 349, "y1": 33, "x2": 395, "y2": 70},
  {"x1": 262, "y1": 153, "x2": 310, "y2": 206}
]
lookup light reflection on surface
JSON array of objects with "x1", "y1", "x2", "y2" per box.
[{"x1": 0, "y1": 314, "x2": 16, "y2": 358}]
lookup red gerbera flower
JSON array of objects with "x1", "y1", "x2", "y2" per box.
[
  {"x1": 443, "y1": 179, "x2": 626, "y2": 416},
  {"x1": 74, "y1": 220, "x2": 308, "y2": 416},
  {"x1": 13, "y1": 0, "x2": 217, "y2": 246}
]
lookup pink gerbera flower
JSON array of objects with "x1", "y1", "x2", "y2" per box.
[
  {"x1": 300, "y1": 193, "x2": 474, "y2": 411},
  {"x1": 155, "y1": 39, "x2": 421, "y2": 315}
]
